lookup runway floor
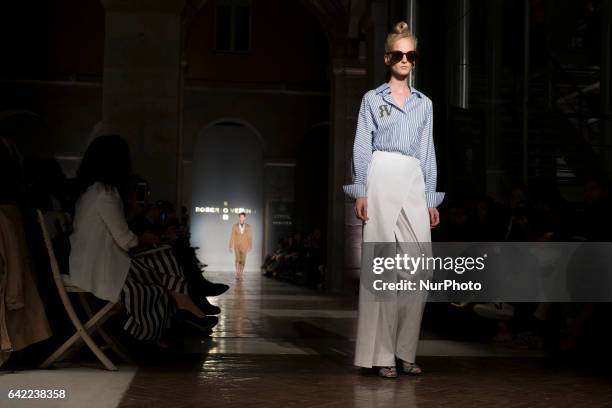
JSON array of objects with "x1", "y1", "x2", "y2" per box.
[
  {"x1": 4, "y1": 271, "x2": 612, "y2": 408},
  {"x1": 119, "y1": 272, "x2": 612, "y2": 408}
]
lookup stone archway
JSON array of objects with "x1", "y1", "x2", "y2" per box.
[
  {"x1": 179, "y1": 0, "x2": 366, "y2": 290},
  {"x1": 190, "y1": 120, "x2": 265, "y2": 272}
]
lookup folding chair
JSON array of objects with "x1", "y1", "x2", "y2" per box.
[{"x1": 36, "y1": 210, "x2": 131, "y2": 371}]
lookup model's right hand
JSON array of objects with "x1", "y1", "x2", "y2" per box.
[{"x1": 354, "y1": 197, "x2": 369, "y2": 222}]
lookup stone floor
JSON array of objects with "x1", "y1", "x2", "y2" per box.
[
  {"x1": 118, "y1": 272, "x2": 612, "y2": 408},
  {"x1": 4, "y1": 271, "x2": 612, "y2": 408}
]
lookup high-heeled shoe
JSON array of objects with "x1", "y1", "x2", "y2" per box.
[
  {"x1": 401, "y1": 361, "x2": 422, "y2": 375},
  {"x1": 174, "y1": 310, "x2": 218, "y2": 333},
  {"x1": 195, "y1": 296, "x2": 221, "y2": 315},
  {"x1": 377, "y1": 366, "x2": 398, "y2": 378},
  {"x1": 200, "y1": 279, "x2": 229, "y2": 297}
]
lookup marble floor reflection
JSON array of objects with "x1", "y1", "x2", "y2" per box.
[{"x1": 116, "y1": 271, "x2": 612, "y2": 408}]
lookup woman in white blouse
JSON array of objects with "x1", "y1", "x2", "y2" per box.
[{"x1": 69, "y1": 135, "x2": 207, "y2": 342}]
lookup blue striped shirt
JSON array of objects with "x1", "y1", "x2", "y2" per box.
[{"x1": 343, "y1": 82, "x2": 445, "y2": 208}]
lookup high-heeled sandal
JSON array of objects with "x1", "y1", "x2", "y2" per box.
[
  {"x1": 378, "y1": 366, "x2": 398, "y2": 378},
  {"x1": 401, "y1": 361, "x2": 422, "y2": 375}
]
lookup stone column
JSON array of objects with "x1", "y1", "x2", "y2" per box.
[
  {"x1": 366, "y1": 0, "x2": 389, "y2": 87},
  {"x1": 100, "y1": 0, "x2": 184, "y2": 202},
  {"x1": 328, "y1": 58, "x2": 367, "y2": 294},
  {"x1": 484, "y1": 0, "x2": 505, "y2": 201},
  {"x1": 404, "y1": 0, "x2": 418, "y2": 87}
]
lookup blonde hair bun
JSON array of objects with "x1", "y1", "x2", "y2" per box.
[
  {"x1": 393, "y1": 21, "x2": 410, "y2": 34},
  {"x1": 385, "y1": 21, "x2": 417, "y2": 52}
]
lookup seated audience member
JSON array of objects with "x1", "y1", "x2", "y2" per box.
[
  {"x1": 0, "y1": 135, "x2": 23, "y2": 206},
  {"x1": 262, "y1": 237, "x2": 290, "y2": 277},
  {"x1": 0, "y1": 135, "x2": 52, "y2": 366},
  {"x1": 433, "y1": 199, "x2": 474, "y2": 241},
  {"x1": 124, "y1": 180, "x2": 226, "y2": 314},
  {"x1": 574, "y1": 176, "x2": 612, "y2": 241},
  {"x1": 262, "y1": 229, "x2": 326, "y2": 288},
  {"x1": 303, "y1": 228, "x2": 325, "y2": 286},
  {"x1": 22, "y1": 157, "x2": 74, "y2": 213},
  {"x1": 69, "y1": 135, "x2": 214, "y2": 345},
  {"x1": 472, "y1": 195, "x2": 508, "y2": 242}
]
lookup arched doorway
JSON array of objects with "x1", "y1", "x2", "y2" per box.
[
  {"x1": 190, "y1": 120, "x2": 264, "y2": 272},
  {"x1": 180, "y1": 0, "x2": 356, "y2": 289}
]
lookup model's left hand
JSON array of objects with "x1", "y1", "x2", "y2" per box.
[{"x1": 428, "y1": 208, "x2": 440, "y2": 228}]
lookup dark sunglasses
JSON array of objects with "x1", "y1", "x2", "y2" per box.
[{"x1": 385, "y1": 50, "x2": 418, "y2": 65}]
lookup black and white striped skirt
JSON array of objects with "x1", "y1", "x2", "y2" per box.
[{"x1": 121, "y1": 246, "x2": 188, "y2": 341}]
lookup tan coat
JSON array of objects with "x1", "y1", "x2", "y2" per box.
[
  {"x1": 229, "y1": 223, "x2": 252, "y2": 252},
  {"x1": 0, "y1": 206, "x2": 52, "y2": 366}
]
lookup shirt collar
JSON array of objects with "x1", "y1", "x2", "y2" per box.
[{"x1": 375, "y1": 82, "x2": 422, "y2": 98}]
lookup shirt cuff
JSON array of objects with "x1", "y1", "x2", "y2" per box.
[
  {"x1": 426, "y1": 191, "x2": 445, "y2": 208},
  {"x1": 343, "y1": 183, "x2": 367, "y2": 199}
]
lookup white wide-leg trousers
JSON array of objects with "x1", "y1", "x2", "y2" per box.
[{"x1": 355, "y1": 151, "x2": 432, "y2": 368}]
